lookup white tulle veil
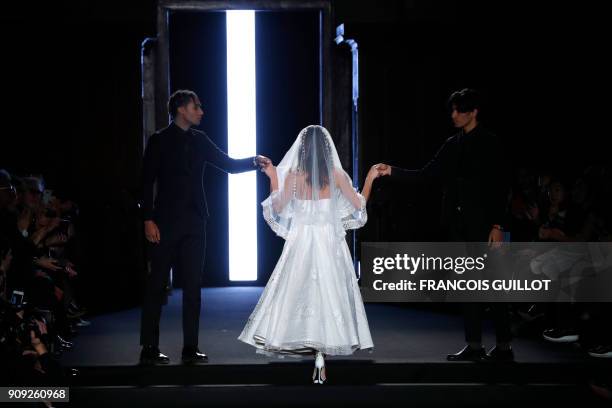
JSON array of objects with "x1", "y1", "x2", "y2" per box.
[{"x1": 262, "y1": 125, "x2": 367, "y2": 239}]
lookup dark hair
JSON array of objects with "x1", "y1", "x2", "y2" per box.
[
  {"x1": 300, "y1": 127, "x2": 332, "y2": 188},
  {"x1": 168, "y1": 90, "x2": 199, "y2": 119},
  {"x1": 447, "y1": 88, "x2": 481, "y2": 113}
]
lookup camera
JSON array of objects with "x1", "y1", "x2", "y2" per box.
[
  {"x1": 54, "y1": 259, "x2": 68, "y2": 270},
  {"x1": 0, "y1": 298, "x2": 49, "y2": 349},
  {"x1": 11, "y1": 290, "x2": 24, "y2": 308},
  {"x1": 47, "y1": 218, "x2": 71, "y2": 239}
]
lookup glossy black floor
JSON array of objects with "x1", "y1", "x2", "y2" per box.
[{"x1": 54, "y1": 287, "x2": 609, "y2": 407}]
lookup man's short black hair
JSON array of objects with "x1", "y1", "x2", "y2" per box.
[
  {"x1": 447, "y1": 88, "x2": 481, "y2": 113},
  {"x1": 168, "y1": 90, "x2": 199, "y2": 119}
]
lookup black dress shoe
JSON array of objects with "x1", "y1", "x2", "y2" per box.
[
  {"x1": 140, "y1": 346, "x2": 170, "y2": 365},
  {"x1": 181, "y1": 347, "x2": 208, "y2": 364},
  {"x1": 446, "y1": 345, "x2": 486, "y2": 361},
  {"x1": 542, "y1": 328, "x2": 579, "y2": 343},
  {"x1": 484, "y1": 346, "x2": 514, "y2": 362}
]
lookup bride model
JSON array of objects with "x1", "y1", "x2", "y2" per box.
[{"x1": 238, "y1": 125, "x2": 378, "y2": 384}]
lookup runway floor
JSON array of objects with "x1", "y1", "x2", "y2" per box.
[{"x1": 53, "y1": 287, "x2": 610, "y2": 407}]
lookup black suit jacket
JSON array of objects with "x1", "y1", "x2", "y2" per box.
[
  {"x1": 142, "y1": 122, "x2": 256, "y2": 226},
  {"x1": 391, "y1": 124, "x2": 510, "y2": 232}
]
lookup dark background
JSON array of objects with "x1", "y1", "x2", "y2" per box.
[
  {"x1": 168, "y1": 10, "x2": 319, "y2": 287},
  {"x1": 0, "y1": 1, "x2": 608, "y2": 311}
]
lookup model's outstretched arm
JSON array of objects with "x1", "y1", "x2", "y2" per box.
[
  {"x1": 263, "y1": 165, "x2": 295, "y2": 213},
  {"x1": 263, "y1": 164, "x2": 279, "y2": 192},
  {"x1": 361, "y1": 165, "x2": 381, "y2": 202},
  {"x1": 334, "y1": 167, "x2": 379, "y2": 208},
  {"x1": 204, "y1": 131, "x2": 271, "y2": 174}
]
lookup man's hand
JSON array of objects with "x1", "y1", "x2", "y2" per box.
[
  {"x1": 145, "y1": 220, "x2": 160, "y2": 244},
  {"x1": 367, "y1": 165, "x2": 382, "y2": 181},
  {"x1": 374, "y1": 163, "x2": 392, "y2": 176},
  {"x1": 255, "y1": 155, "x2": 272, "y2": 171},
  {"x1": 28, "y1": 319, "x2": 49, "y2": 356},
  {"x1": 488, "y1": 227, "x2": 504, "y2": 249},
  {"x1": 45, "y1": 233, "x2": 68, "y2": 247},
  {"x1": 35, "y1": 257, "x2": 62, "y2": 272}
]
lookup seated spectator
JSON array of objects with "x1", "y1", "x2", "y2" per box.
[
  {"x1": 0, "y1": 298, "x2": 66, "y2": 395},
  {"x1": 508, "y1": 167, "x2": 540, "y2": 241}
]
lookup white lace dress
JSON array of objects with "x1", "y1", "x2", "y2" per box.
[{"x1": 238, "y1": 193, "x2": 374, "y2": 357}]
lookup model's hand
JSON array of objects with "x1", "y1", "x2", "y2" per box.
[
  {"x1": 145, "y1": 220, "x2": 160, "y2": 244},
  {"x1": 255, "y1": 155, "x2": 272, "y2": 171},
  {"x1": 263, "y1": 165, "x2": 277, "y2": 179},
  {"x1": 367, "y1": 165, "x2": 381, "y2": 181},
  {"x1": 374, "y1": 163, "x2": 392, "y2": 176}
]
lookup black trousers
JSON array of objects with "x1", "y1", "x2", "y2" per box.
[
  {"x1": 140, "y1": 216, "x2": 206, "y2": 348},
  {"x1": 463, "y1": 302, "x2": 512, "y2": 343},
  {"x1": 447, "y1": 206, "x2": 512, "y2": 345}
]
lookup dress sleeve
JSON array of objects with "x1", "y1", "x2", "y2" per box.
[
  {"x1": 261, "y1": 172, "x2": 296, "y2": 240},
  {"x1": 336, "y1": 169, "x2": 367, "y2": 230}
]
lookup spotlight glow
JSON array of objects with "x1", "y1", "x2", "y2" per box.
[{"x1": 227, "y1": 11, "x2": 257, "y2": 281}]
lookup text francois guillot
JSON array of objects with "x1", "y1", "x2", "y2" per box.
[{"x1": 370, "y1": 254, "x2": 551, "y2": 292}]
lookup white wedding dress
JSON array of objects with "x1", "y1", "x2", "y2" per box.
[{"x1": 238, "y1": 125, "x2": 374, "y2": 357}]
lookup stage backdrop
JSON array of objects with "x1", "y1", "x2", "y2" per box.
[{"x1": 169, "y1": 10, "x2": 319, "y2": 287}]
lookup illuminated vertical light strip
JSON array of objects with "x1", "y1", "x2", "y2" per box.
[{"x1": 227, "y1": 10, "x2": 257, "y2": 281}]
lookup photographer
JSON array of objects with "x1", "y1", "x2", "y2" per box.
[
  {"x1": 0, "y1": 248, "x2": 11, "y2": 300},
  {"x1": 30, "y1": 205, "x2": 86, "y2": 334},
  {"x1": 0, "y1": 299, "x2": 64, "y2": 387}
]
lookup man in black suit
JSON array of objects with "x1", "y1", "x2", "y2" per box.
[
  {"x1": 140, "y1": 89, "x2": 270, "y2": 364},
  {"x1": 376, "y1": 88, "x2": 513, "y2": 362}
]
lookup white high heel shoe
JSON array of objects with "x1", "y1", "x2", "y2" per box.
[{"x1": 312, "y1": 352, "x2": 326, "y2": 384}]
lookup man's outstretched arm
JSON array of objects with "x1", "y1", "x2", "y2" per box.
[
  {"x1": 203, "y1": 132, "x2": 270, "y2": 174},
  {"x1": 375, "y1": 136, "x2": 453, "y2": 183}
]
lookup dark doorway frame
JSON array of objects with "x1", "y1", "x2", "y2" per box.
[{"x1": 148, "y1": 0, "x2": 333, "y2": 136}]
